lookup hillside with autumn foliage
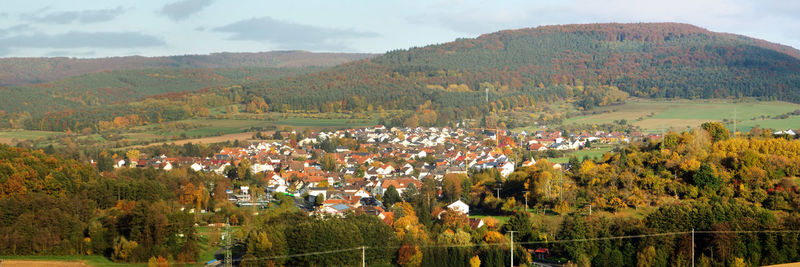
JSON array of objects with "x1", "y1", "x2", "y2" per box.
[
  {"x1": 241, "y1": 23, "x2": 799, "y2": 116},
  {"x1": 2, "y1": 23, "x2": 799, "y2": 134}
]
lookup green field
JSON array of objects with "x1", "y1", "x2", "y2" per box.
[
  {"x1": 0, "y1": 255, "x2": 146, "y2": 266},
  {"x1": 563, "y1": 99, "x2": 800, "y2": 132},
  {"x1": 0, "y1": 226, "x2": 228, "y2": 266},
  {"x1": 469, "y1": 215, "x2": 511, "y2": 225},
  {"x1": 0, "y1": 130, "x2": 62, "y2": 144},
  {"x1": 120, "y1": 116, "x2": 378, "y2": 143},
  {"x1": 547, "y1": 146, "x2": 614, "y2": 163},
  {"x1": 735, "y1": 116, "x2": 800, "y2": 132}
]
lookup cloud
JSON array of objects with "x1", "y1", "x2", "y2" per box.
[
  {"x1": 160, "y1": 0, "x2": 214, "y2": 21},
  {"x1": 418, "y1": 0, "x2": 797, "y2": 35},
  {"x1": 0, "y1": 25, "x2": 34, "y2": 37},
  {"x1": 214, "y1": 17, "x2": 379, "y2": 50},
  {"x1": 29, "y1": 7, "x2": 126, "y2": 24},
  {"x1": 0, "y1": 31, "x2": 165, "y2": 55}
]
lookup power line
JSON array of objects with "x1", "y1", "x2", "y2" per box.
[
  {"x1": 237, "y1": 247, "x2": 364, "y2": 264},
  {"x1": 235, "y1": 231, "x2": 693, "y2": 263},
  {"x1": 241, "y1": 229, "x2": 800, "y2": 262},
  {"x1": 516, "y1": 231, "x2": 690, "y2": 245},
  {"x1": 75, "y1": 229, "x2": 800, "y2": 266}
]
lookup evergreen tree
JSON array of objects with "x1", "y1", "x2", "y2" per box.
[{"x1": 384, "y1": 185, "x2": 401, "y2": 208}]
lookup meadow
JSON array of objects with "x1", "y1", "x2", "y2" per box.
[
  {"x1": 0, "y1": 130, "x2": 62, "y2": 145},
  {"x1": 563, "y1": 99, "x2": 800, "y2": 132},
  {"x1": 546, "y1": 145, "x2": 614, "y2": 163}
]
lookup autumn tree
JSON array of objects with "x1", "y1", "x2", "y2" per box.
[
  {"x1": 320, "y1": 153, "x2": 338, "y2": 172},
  {"x1": 701, "y1": 122, "x2": 730, "y2": 142},
  {"x1": 442, "y1": 174, "x2": 466, "y2": 203}
]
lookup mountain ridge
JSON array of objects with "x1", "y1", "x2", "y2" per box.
[
  {"x1": 0, "y1": 50, "x2": 375, "y2": 86},
  {"x1": 4, "y1": 22, "x2": 800, "y2": 132}
]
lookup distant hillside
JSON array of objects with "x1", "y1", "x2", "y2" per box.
[
  {"x1": 0, "y1": 67, "x2": 317, "y2": 116},
  {"x1": 0, "y1": 51, "x2": 374, "y2": 86},
  {"x1": 4, "y1": 23, "x2": 800, "y2": 132},
  {"x1": 241, "y1": 23, "x2": 800, "y2": 118}
]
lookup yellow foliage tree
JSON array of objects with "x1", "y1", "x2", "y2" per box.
[
  {"x1": 469, "y1": 255, "x2": 481, "y2": 267},
  {"x1": 484, "y1": 231, "x2": 506, "y2": 243}
]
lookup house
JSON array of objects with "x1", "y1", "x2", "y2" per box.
[
  {"x1": 528, "y1": 143, "x2": 548, "y2": 151},
  {"x1": 468, "y1": 218, "x2": 485, "y2": 229},
  {"x1": 190, "y1": 162, "x2": 204, "y2": 172},
  {"x1": 376, "y1": 164, "x2": 394, "y2": 176},
  {"x1": 160, "y1": 161, "x2": 173, "y2": 171},
  {"x1": 499, "y1": 161, "x2": 515, "y2": 177},
  {"x1": 378, "y1": 211, "x2": 394, "y2": 225},
  {"x1": 775, "y1": 129, "x2": 797, "y2": 136},
  {"x1": 447, "y1": 200, "x2": 469, "y2": 215},
  {"x1": 521, "y1": 160, "x2": 535, "y2": 167},
  {"x1": 381, "y1": 178, "x2": 421, "y2": 195}
]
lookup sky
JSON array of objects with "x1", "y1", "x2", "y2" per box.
[{"x1": 0, "y1": 0, "x2": 798, "y2": 58}]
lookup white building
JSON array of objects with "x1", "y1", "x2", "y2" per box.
[{"x1": 447, "y1": 200, "x2": 470, "y2": 215}]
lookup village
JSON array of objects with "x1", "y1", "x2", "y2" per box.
[{"x1": 108, "y1": 126, "x2": 646, "y2": 218}]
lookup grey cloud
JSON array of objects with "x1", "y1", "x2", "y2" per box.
[
  {"x1": 0, "y1": 25, "x2": 34, "y2": 37},
  {"x1": 214, "y1": 17, "x2": 378, "y2": 50},
  {"x1": 0, "y1": 32, "x2": 165, "y2": 54},
  {"x1": 160, "y1": 0, "x2": 214, "y2": 21},
  {"x1": 407, "y1": 4, "x2": 573, "y2": 35},
  {"x1": 30, "y1": 7, "x2": 126, "y2": 24}
]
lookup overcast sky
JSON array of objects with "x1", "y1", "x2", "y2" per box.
[{"x1": 0, "y1": 0, "x2": 798, "y2": 58}]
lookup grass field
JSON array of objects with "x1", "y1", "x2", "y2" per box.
[
  {"x1": 547, "y1": 146, "x2": 614, "y2": 163},
  {"x1": 0, "y1": 255, "x2": 143, "y2": 267},
  {"x1": 735, "y1": 116, "x2": 800, "y2": 132},
  {"x1": 0, "y1": 226, "x2": 229, "y2": 266},
  {"x1": 140, "y1": 117, "x2": 375, "y2": 135},
  {"x1": 0, "y1": 130, "x2": 61, "y2": 144},
  {"x1": 119, "y1": 116, "x2": 377, "y2": 145},
  {"x1": 563, "y1": 99, "x2": 800, "y2": 132},
  {"x1": 469, "y1": 215, "x2": 511, "y2": 226}
]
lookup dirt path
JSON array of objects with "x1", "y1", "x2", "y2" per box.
[{"x1": 0, "y1": 260, "x2": 89, "y2": 267}]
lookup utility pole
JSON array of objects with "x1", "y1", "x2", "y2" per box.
[
  {"x1": 509, "y1": 231, "x2": 517, "y2": 267},
  {"x1": 225, "y1": 218, "x2": 232, "y2": 267},
  {"x1": 523, "y1": 191, "x2": 529, "y2": 211},
  {"x1": 559, "y1": 170, "x2": 563, "y2": 202},
  {"x1": 362, "y1": 246, "x2": 366, "y2": 267},
  {"x1": 588, "y1": 204, "x2": 592, "y2": 216},
  {"x1": 494, "y1": 184, "x2": 502, "y2": 199},
  {"x1": 691, "y1": 228, "x2": 695, "y2": 267}
]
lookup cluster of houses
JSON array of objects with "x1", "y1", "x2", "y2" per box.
[{"x1": 109, "y1": 126, "x2": 635, "y2": 217}]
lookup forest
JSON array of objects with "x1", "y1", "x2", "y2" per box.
[
  {"x1": 241, "y1": 23, "x2": 800, "y2": 116},
  {"x1": 2, "y1": 23, "x2": 799, "y2": 134},
  {"x1": 2, "y1": 122, "x2": 800, "y2": 266},
  {"x1": 0, "y1": 144, "x2": 234, "y2": 264}
]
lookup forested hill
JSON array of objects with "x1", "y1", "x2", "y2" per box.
[
  {"x1": 0, "y1": 51, "x2": 374, "y2": 86},
  {"x1": 244, "y1": 23, "x2": 800, "y2": 116}
]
